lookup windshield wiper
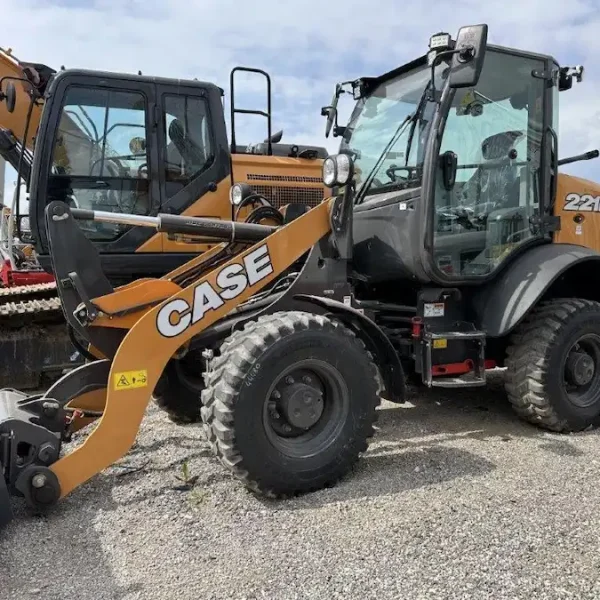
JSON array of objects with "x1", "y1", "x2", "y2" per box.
[{"x1": 404, "y1": 81, "x2": 431, "y2": 168}]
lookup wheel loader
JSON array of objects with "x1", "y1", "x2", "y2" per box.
[
  {"x1": 3, "y1": 23, "x2": 600, "y2": 527},
  {"x1": 0, "y1": 48, "x2": 327, "y2": 413}
]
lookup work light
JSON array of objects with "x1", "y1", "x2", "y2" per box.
[
  {"x1": 229, "y1": 182, "x2": 253, "y2": 206},
  {"x1": 322, "y1": 154, "x2": 354, "y2": 188},
  {"x1": 429, "y1": 32, "x2": 451, "y2": 50}
]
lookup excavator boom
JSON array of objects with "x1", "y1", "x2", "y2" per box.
[{"x1": 0, "y1": 47, "x2": 53, "y2": 150}]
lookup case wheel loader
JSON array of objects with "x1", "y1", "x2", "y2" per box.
[
  {"x1": 4, "y1": 23, "x2": 600, "y2": 527},
  {"x1": 0, "y1": 50, "x2": 327, "y2": 415}
]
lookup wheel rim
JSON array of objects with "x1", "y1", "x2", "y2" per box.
[
  {"x1": 263, "y1": 359, "x2": 349, "y2": 459},
  {"x1": 562, "y1": 333, "x2": 600, "y2": 408}
]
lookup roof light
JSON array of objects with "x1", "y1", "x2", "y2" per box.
[{"x1": 429, "y1": 32, "x2": 451, "y2": 51}]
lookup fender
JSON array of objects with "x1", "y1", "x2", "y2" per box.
[
  {"x1": 294, "y1": 294, "x2": 406, "y2": 404},
  {"x1": 472, "y1": 243, "x2": 600, "y2": 337}
]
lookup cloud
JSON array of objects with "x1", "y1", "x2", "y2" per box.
[{"x1": 2, "y1": 0, "x2": 600, "y2": 199}]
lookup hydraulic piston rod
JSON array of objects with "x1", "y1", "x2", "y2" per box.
[{"x1": 70, "y1": 208, "x2": 278, "y2": 243}]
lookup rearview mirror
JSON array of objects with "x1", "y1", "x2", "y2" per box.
[{"x1": 448, "y1": 24, "x2": 488, "y2": 89}]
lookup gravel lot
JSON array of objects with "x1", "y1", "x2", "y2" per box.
[{"x1": 3, "y1": 371, "x2": 600, "y2": 600}]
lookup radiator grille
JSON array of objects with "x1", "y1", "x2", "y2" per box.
[
  {"x1": 247, "y1": 173, "x2": 323, "y2": 184},
  {"x1": 251, "y1": 185, "x2": 324, "y2": 208}
]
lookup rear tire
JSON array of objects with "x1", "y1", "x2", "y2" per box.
[
  {"x1": 505, "y1": 298, "x2": 600, "y2": 432},
  {"x1": 201, "y1": 311, "x2": 382, "y2": 497}
]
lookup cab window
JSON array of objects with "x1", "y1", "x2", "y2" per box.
[{"x1": 50, "y1": 86, "x2": 150, "y2": 240}]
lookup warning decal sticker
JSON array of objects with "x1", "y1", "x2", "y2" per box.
[{"x1": 113, "y1": 370, "x2": 148, "y2": 391}]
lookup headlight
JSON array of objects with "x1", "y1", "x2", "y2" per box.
[
  {"x1": 229, "y1": 182, "x2": 254, "y2": 206},
  {"x1": 322, "y1": 153, "x2": 354, "y2": 188},
  {"x1": 322, "y1": 157, "x2": 337, "y2": 187}
]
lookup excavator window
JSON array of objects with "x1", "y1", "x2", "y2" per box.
[
  {"x1": 163, "y1": 94, "x2": 214, "y2": 199},
  {"x1": 432, "y1": 49, "x2": 547, "y2": 278},
  {"x1": 49, "y1": 86, "x2": 151, "y2": 240}
]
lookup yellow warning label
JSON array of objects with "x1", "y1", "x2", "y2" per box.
[
  {"x1": 113, "y1": 370, "x2": 148, "y2": 391},
  {"x1": 433, "y1": 339, "x2": 448, "y2": 349}
]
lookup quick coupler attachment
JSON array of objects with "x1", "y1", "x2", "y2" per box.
[{"x1": 0, "y1": 389, "x2": 65, "y2": 528}]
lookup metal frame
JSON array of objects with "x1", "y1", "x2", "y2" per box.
[{"x1": 229, "y1": 67, "x2": 273, "y2": 155}]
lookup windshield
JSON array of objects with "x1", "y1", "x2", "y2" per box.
[{"x1": 340, "y1": 61, "x2": 447, "y2": 200}]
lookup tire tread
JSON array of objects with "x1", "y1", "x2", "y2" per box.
[{"x1": 201, "y1": 310, "x2": 382, "y2": 497}]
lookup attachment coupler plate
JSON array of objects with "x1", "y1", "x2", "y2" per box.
[{"x1": 0, "y1": 388, "x2": 64, "y2": 528}]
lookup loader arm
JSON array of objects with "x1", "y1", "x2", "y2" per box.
[{"x1": 0, "y1": 197, "x2": 336, "y2": 522}]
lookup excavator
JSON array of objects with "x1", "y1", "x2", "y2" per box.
[
  {"x1": 0, "y1": 47, "x2": 327, "y2": 421},
  {"x1": 6, "y1": 23, "x2": 600, "y2": 529}
]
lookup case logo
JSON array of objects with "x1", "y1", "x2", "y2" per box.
[
  {"x1": 564, "y1": 193, "x2": 600, "y2": 212},
  {"x1": 156, "y1": 244, "x2": 273, "y2": 338}
]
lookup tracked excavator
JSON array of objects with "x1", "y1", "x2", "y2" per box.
[
  {"x1": 0, "y1": 48, "x2": 327, "y2": 417},
  {"x1": 7, "y1": 23, "x2": 600, "y2": 528}
]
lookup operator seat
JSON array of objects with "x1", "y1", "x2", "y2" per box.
[{"x1": 168, "y1": 119, "x2": 206, "y2": 173}]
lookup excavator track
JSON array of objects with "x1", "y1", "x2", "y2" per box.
[
  {"x1": 0, "y1": 285, "x2": 82, "y2": 390},
  {"x1": 0, "y1": 296, "x2": 62, "y2": 318},
  {"x1": 0, "y1": 281, "x2": 57, "y2": 298}
]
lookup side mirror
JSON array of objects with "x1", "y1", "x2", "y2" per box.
[
  {"x1": 439, "y1": 150, "x2": 458, "y2": 190},
  {"x1": 321, "y1": 84, "x2": 342, "y2": 138},
  {"x1": 448, "y1": 24, "x2": 488, "y2": 89},
  {"x1": 4, "y1": 82, "x2": 16, "y2": 114}
]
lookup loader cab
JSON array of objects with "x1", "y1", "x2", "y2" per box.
[{"x1": 335, "y1": 26, "x2": 560, "y2": 287}]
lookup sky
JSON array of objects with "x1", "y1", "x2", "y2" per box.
[{"x1": 2, "y1": 0, "x2": 600, "y2": 202}]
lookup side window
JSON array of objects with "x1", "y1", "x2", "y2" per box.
[
  {"x1": 163, "y1": 95, "x2": 214, "y2": 199},
  {"x1": 50, "y1": 87, "x2": 150, "y2": 241},
  {"x1": 433, "y1": 50, "x2": 546, "y2": 277}
]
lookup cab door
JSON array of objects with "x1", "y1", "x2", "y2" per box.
[
  {"x1": 430, "y1": 48, "x2": 552, "y2": 281},
  {"x1": 40, "y1": 76, "x2": 160, "y2": 253},
  {"x1": 149, "y1": 83, "x2": 231, "y2": 255}
]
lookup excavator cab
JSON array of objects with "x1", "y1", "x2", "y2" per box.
[
  {"x1": 28, "y1": 70, "x2": 227, "y2": 277},
  {"x1": 23, "y1": 67, "x2": 327, "y2": 281}
]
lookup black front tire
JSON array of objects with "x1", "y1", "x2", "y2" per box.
[
  {"x1": 201, "y1": 311, "x2": 382, "y2": 497},
  {"x1": 505, "y1": 298, "x2": 600, "y2": 432}
]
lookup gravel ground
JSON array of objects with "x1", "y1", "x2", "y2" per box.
[{"x1": 3, "y1": 371, "x2": 600, "y2": 600}]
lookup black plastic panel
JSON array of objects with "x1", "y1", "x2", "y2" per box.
[
  {"x1": 353, "y1": 188, "x2": 425, "y2": 283},
  {"x1": 472, "y1": 243, "x2": 600, "y2": 337}
]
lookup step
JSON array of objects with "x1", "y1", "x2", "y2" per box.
[
  {"x1": 430, "y1": 374, "x2": 487, "y2": 388},
  {"x1": 424, "y1": 329, "x2": 486, "y2": 342}
]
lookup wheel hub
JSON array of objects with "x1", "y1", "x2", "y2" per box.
[
  {"x1": 279, "y1": 380, "x2": 324, "y2": 429},
  {"x1": 566, "y1": 351, "x2": 595, "y2": 386}
]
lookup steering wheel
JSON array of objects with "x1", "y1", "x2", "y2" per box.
[{"x1": 385, "y1": 164, "x2": 411, "y2": 182}]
